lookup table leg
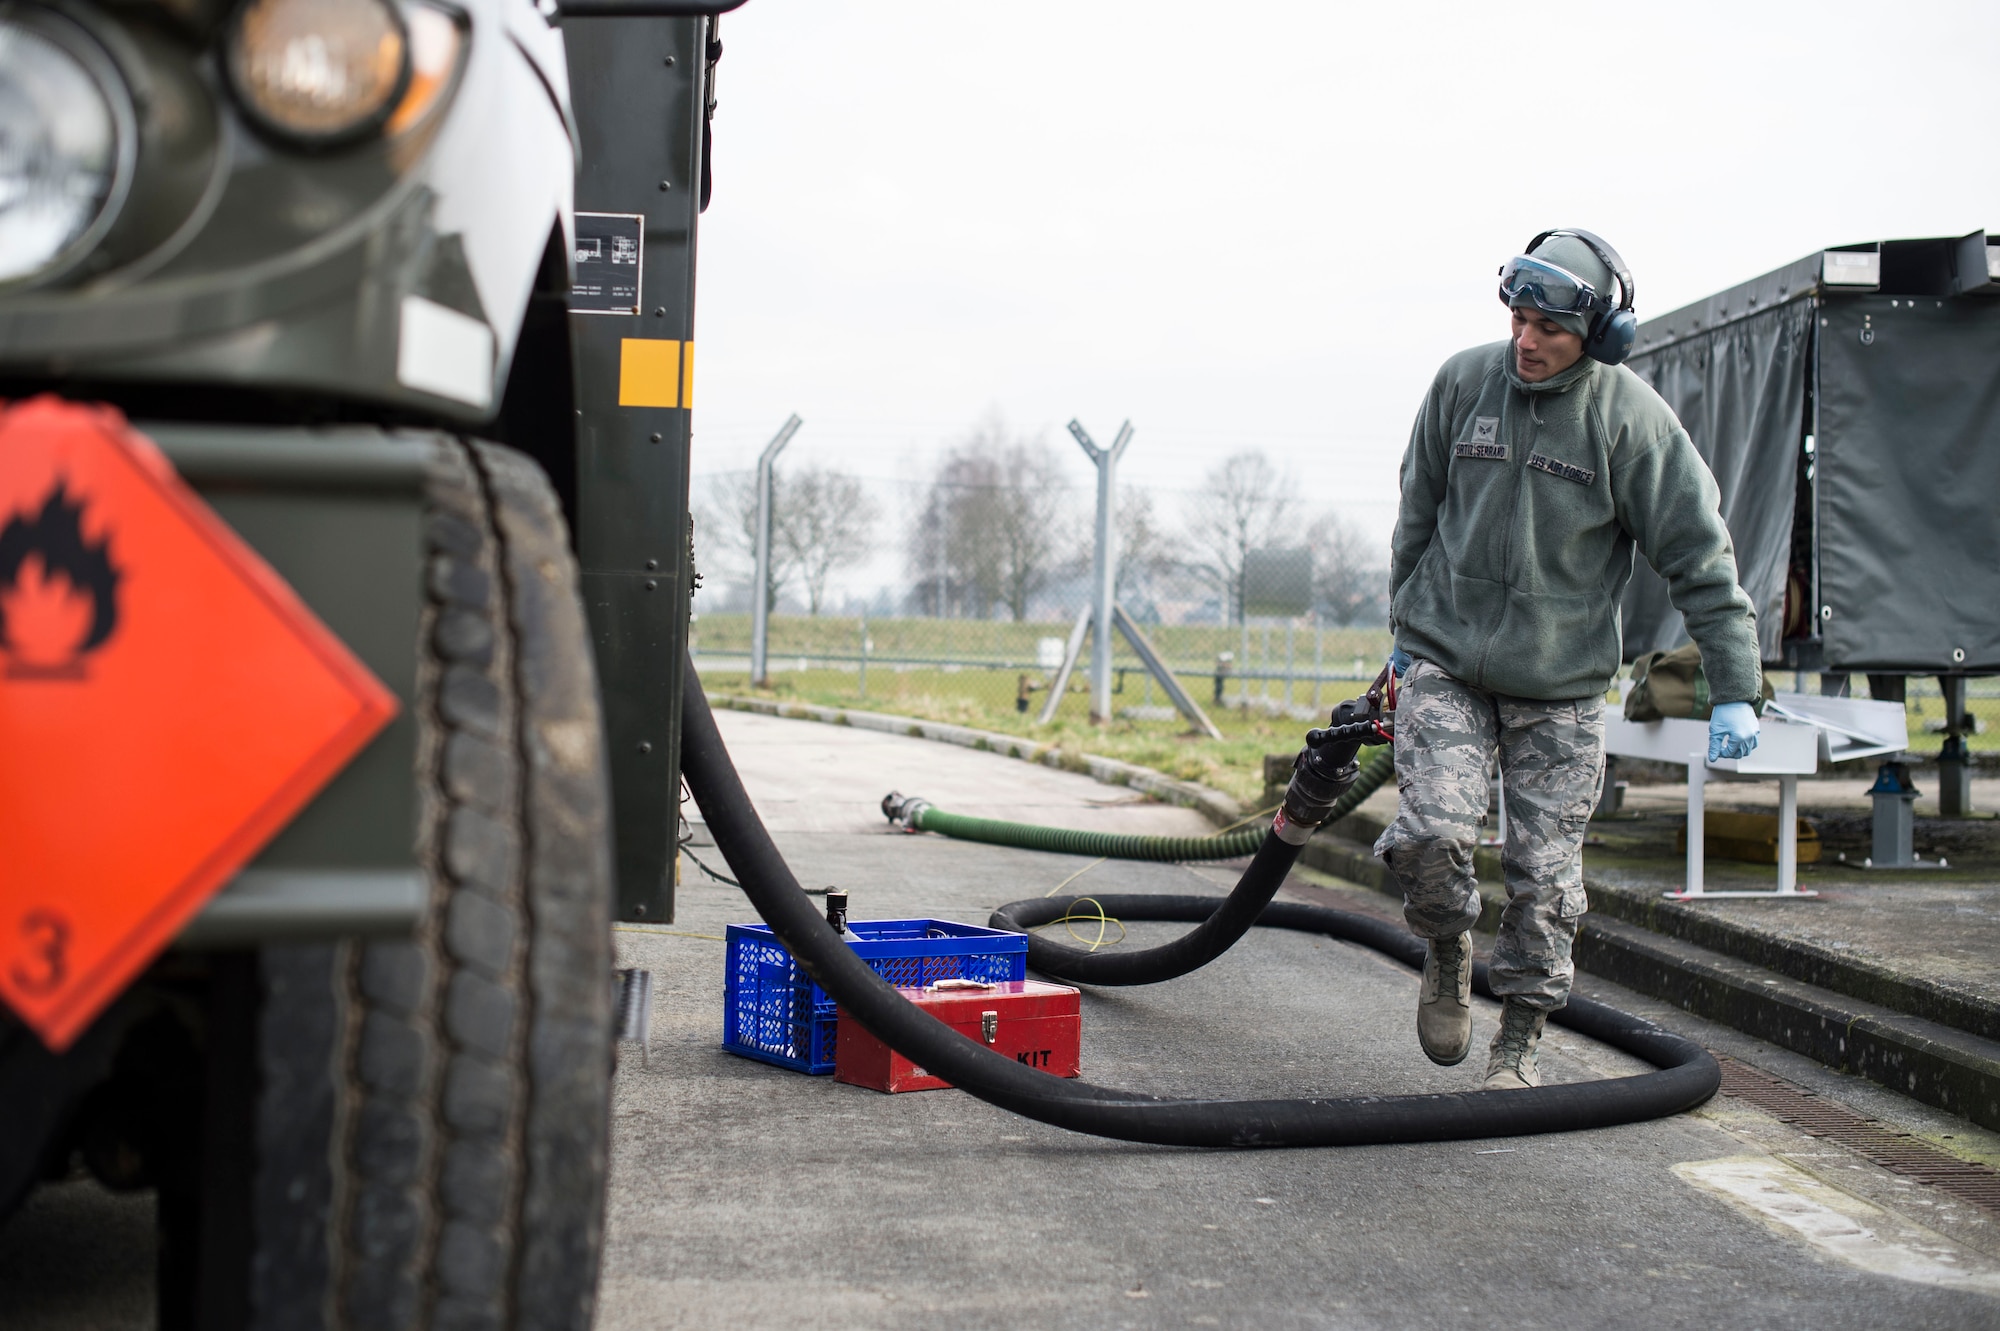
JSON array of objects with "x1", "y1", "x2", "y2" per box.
[
  {"x1": 1777, "y1": 774, "x2": 1798, "y2": 894},
  {"x1": 1685, "y1": 752, "x2": 1706, "y2": 897}
]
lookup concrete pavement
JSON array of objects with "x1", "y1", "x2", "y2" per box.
[
  {"x1": 709, "y1": 708, "x2": 1219, "y2": 838},
  {"x1": 597, "y1": 708, "x2": 2000, "y2": 1329}
]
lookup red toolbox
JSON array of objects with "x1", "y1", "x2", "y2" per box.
[{"x1": 834, "y1": 979, "x2": 1081, "y2": 1093}]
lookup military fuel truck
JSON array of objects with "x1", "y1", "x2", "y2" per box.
[{"x1": 0, "y1": 0, "x2": 734, "y2": 1324}]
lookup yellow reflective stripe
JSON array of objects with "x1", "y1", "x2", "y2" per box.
[
  {"x1": 680, "y1": 341, "x2": 695, "y2": 410},
  {"x1": 618, "y1": 338, "x2": 680, "y2": 408}
]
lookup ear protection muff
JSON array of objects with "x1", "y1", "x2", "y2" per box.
[{"x1": 1525, "y1": 227, "x2": 1638, "y2": 366}]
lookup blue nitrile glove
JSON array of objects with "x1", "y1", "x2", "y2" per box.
[
  {"x1": 1388, "y1": 646, "x2": 1412, "y2": 679},
  {"x1": 1708, "y1": 701, "x2": 1760, "y2": 762}
]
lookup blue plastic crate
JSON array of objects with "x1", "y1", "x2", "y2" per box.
[{"x1": 722, "y1": 918, "x2": 1028, "y2": 1074}]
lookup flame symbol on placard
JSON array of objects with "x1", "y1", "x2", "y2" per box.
[{"x1": 0, "y1": 481, "x2": 120, "y2": 680}]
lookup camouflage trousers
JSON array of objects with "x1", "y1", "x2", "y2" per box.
[{"x1": 1372, "y1": 660, "x2": 1605, "y2": 1011}]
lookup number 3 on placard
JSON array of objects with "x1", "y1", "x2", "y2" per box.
[{"x1": 11, "y1": 909, "x2": 71, "y2": 996}]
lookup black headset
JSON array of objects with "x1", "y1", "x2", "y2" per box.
[{"x1": 1524, "y1": 228, "x2": 1638, "y2": 366}]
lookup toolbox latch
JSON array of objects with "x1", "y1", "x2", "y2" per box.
[{"x1": 981, "y1": 1011, "x2": 998, "y2": 1044}]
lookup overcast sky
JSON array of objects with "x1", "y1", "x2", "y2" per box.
[{"x1": 689, "y1": 0, "x2": 2000, "y2": 559}]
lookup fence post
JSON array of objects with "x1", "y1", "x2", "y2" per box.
[
  {"x1": 1068, "y1": 418, "x2": 1134, "y2": 724},
  {"x1": 1284, "y1": 620, "x2": 1295, "y2": 711},
  {"x1": 1311, "y1": 612, "x2": 1323, "y2": 713},
  {"x1": 750, "y1": 413, "x2": 802, "y2": 687},
  {"x1": 858, "y1": 606, "x2": 868, "y2": 701},
  {"x1": 1239, "y1": 617, "x2": 1250, "y2": 706}
]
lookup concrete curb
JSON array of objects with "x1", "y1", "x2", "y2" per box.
[
  {"x1": 1315, "y1": 807, "x2": 2000, "y2": 1130},
  {"x1": 1574, "y1": 916, "x2": 2000, "y2": 1132},
  {"x1": 1330, "y1": 805, "x2": 2000, "y2": 1048},
  {"x1": 706, "y1": 693, "x2": 1245, "y2": 829},
  {"x1": 1583, "y1": 878, "x2": 2000, "y2": 1046}
]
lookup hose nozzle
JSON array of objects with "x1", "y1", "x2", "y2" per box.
[
  {"x1": 881, "y1": 791, "x2": 931, "y2": 831},
  {"x1": 1278, "y1": 696, "x2": 1374, "y2": 844}
]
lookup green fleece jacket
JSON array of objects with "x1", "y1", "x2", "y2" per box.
[{"x1": 1388, "y1": 341, "x2": 1760, "y2": 703}]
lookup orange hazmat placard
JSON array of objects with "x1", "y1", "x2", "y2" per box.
[{"x1": 0, "y1": 398, "x2": 397, "y2": 1050}]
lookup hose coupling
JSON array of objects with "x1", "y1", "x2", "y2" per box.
[
  {"x1": 1276, "y1": 697, "x2": 1371, "y2": 844},
  {"x1": 881, "y1": 791, "x2": 932, "y2": 831}
]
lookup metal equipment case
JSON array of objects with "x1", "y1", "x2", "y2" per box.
[{"x1": 836, "y1": 980, "x2": 1083, "y2": 1094}]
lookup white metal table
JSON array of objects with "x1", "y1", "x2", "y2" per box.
[{"x1": 1601, "y1": 692, "x2": 1908, "y2": 900}]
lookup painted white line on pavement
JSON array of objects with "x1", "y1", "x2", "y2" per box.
[{"x1": 1676, "y1": 1155, "x2": 2000, "y2": 1295}]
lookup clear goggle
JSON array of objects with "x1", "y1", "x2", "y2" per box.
[{"x1": 1497, "y1": 254, "x2": 1608, "y2": 317}]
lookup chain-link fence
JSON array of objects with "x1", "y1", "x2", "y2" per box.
[
  {"x1": 687, "y1": 450, "x2": 2000, "y2": 753},
  {"x1": 688, "y1": 452, "x2": 1394, "y2": 733}
]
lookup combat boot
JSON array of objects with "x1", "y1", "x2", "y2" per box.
[
  {"x1": 1483, "y1": 999, "x2": 1549, "y2": 1089},
  {"x1": 1416, "y1": 932, "x2": 1473, "y2": 1065}
]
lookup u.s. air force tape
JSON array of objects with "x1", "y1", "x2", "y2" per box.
[{"x1": 1527, "y1": 451, "x2": 1596, "y2": 485}]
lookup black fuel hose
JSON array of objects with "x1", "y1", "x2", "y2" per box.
[
  {"x1": 681, "y1": 660, "x2": 1719, "y2": 1147},
  {"x1": 890, "y1": 704, "x2": 1381, "y2": 987},
  {"x1": 989, "y1": 830, "x2": 1305, "y2": 987}
]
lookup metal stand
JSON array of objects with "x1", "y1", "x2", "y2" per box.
[
  {"x1": 1037, "y1": 606, "x2": 1091, "y2": 723},
  {"x1": 1112, "y1": 607, "x2": 1222, "y2": 740},
  {"x1": 1938, "y1": 676, "x2": 1973, "y2": 818},
  {"x1": 1037, "y1": 601, "x2": 1222, "y2": 740},
  {"x1": 1666, "y1": 756, "x2": 1818, "y2": 900},
  {"x1": 1067, "y1": 418, "x2": 1133, "y2": 723},
  {"x1": 1858, "y1": 761, "x2": 1944, "y2": 869},
  {"x1": 1039, "y1": 417, "x2": 1223, "y2": 740}
]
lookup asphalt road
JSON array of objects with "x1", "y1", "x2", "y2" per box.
[{"x1": 7, "y1": 709, "x2": 2000, "y2": 1329}]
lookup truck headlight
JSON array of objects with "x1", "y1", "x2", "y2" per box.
[
  {"x1": 225, "y1": 0, "x2": 412, "y2": 148},
  {"x1": 0, "y1": 12, "x2": 136, "y2": 284}
]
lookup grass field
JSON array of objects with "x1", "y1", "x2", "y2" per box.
[
  {"x1": 692, "y1": 662, "x2": 1377, "y2": 806},
  {"x1": 694, "y1": 614, "x2": 2000, "y2": 806}
]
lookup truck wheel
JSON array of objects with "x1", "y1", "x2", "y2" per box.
[{"x1": 224, "y1": 439, "x2": 615, "y2": 1330}]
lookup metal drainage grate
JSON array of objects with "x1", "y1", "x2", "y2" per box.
[{"x1": 1717, "y1": 1056, "x2": 2000, "y2": 1217}]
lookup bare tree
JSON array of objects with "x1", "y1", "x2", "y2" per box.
[
  {"x1": 905, "y1": 451, "x2": 999, "y2": 617},
  {"x1": 1306, "y1": 508, "x2": 1388, "y2": 626},
  {"x1": 905, "y1": 486, "x2": 952, "y2": 616},
  {"x1": 695, "y1": 466, "x2": 878, "y2": 615},
  {"x1": 695, "y1": 470, "x2": 790, "y2": 614},
  {"x1": 1180, "y1": 449, "x2": 1298, "y2": 623},
  {"x1": 906, "y1": 415, "x2": 1073, "y2": 620},
  {"x1": 991, "y1": 438, "x2": 1071, "y2": 620},
  {"x1": 774, "y1": 465, "x2": 878, "y2": 615}
]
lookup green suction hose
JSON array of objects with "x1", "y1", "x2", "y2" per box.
[{"x1": 882, "y1": 747, "x2": 1395, "y2": 861}]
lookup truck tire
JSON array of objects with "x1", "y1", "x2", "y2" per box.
[{"x1": 217, "y1": 438, "x2": 615, "y2": 1331}]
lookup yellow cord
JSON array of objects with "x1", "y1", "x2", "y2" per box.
[
  {"x1": 1029, "y1": 896, "x2": 1127, "y2": 951},
  {"x1": 1045, "y1": 855, "x2": 1108, "y2": 897}
]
